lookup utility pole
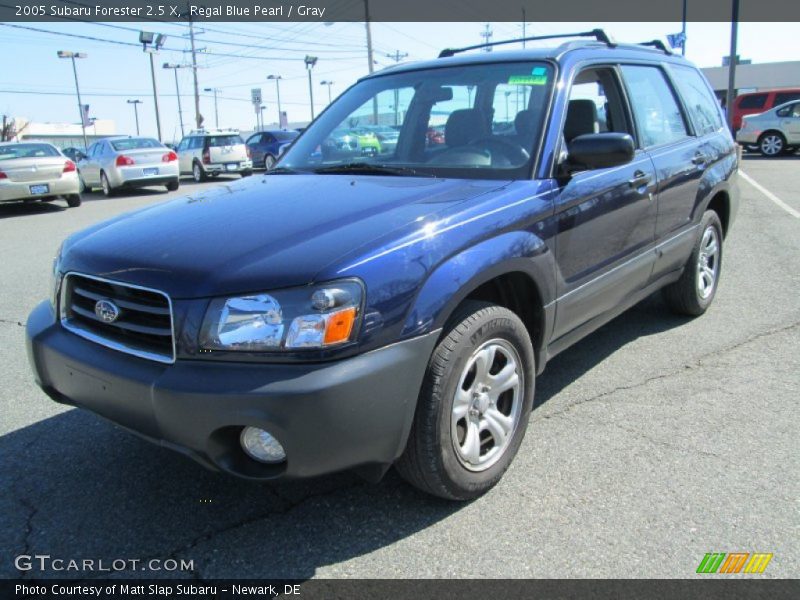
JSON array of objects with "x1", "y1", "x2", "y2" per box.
[
  {"x1": 139, "y1": 32, "x2": 166, "y2": 141},
  {"x1": 267, "y1": 75, "x2": 283, "y2": 128},
  {"x1": 385, "y1": 51, "x2": 408, "y2": 125},
  {"x1": 305, "y1": 56, "x2": 318, "y2": 121},
  {"x1": 364, "y1": 0, "x2": 375, "y2": 74},
  {"x1": 481, "y1": 23, "x2": 493, "y2": 51},
  {"x1": 189, "y1": 21, "x2": 202, "y2": 129},
  {"x1": 725, "y1": 0, "x2": 740, "y2": 133},
  {"x1": 163, "y1": 64, "x2": 189, "y2": 137},
  {"x1": 681, "y1": 0, "x2": 688, "y2": 56},
  {"x1": 57, "y1": 51, "x2": 89, "y2": 150},
  {"x1": 127, "y1": 99, "x2": 142, "y2": 135},
  {"x1": 522, "y1": 9, "x2": 526, "y2": 48}
]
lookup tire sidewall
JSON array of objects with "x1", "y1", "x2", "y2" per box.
[{"x1": 433, "y1": 308, "x2": 535, "y2": 498}]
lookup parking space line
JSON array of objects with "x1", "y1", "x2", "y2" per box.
[{"x1": 740, "y1": 171, "x2": 800, "y2": 219}]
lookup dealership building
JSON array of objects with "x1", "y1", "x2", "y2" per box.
[
  {"x1": 8, "y1": 118, "x2": 116, "y2": 149},
  {"x1": 701, "y1": 60, "x2": 800, "y2": 101}
]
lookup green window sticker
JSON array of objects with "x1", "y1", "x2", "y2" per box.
[
  {"x1": 531, "y1": 66, "x2": 547, "y2": 76},
  {"x1": 508, "y1": 75, "x2": 548, "y2": 86}
]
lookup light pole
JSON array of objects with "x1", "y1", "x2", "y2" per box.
[
  {"x1": 681, "y1": 0, "x2": 688, "y2": 56},
  {"x1": 139, "y1": 31, "x2": 167, "y2": 141},
  {"x1": 725, "y1": 0, "x2": 740, "y2": 133},
  {"x1": 163, "y1": 63, "x2": 190, "y2": 137},
  {"x1": 127, "y1": 99, "x2": 143, "y2": 135},
  {"x1": 267, "y1": 74, "x2": 283, "y2": 127},
  {"x1": 304, "y1": 56, "x2": 318, "y2": 121},
  {"x1": 57, "y1": 51, "x2": 88, "y2": 150},
  {"x1": 320, "y1": 80, "x2": 334, "y2": 105},
  {"x1": 203, "y1": 88, "x2": 220, "y2": 129},
  {"x1": 260, "y1": 105, "x2": 267, "y2": 130}
]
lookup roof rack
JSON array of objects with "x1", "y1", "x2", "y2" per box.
[
  {"x1": 438, "y1": 29, "x2": 616, "y2": 58},
  {"x1": 637, "y1": 40, "x2": 672, "y2": 55}
]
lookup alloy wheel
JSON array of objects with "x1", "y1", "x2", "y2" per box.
[
  {"x1": 760, "y1": 134, "x2": 783, "y2": 156},
  {"x1": 697, "y1": 225, "x2": 720, "y2": 300},
  {"x1": 451, "y1": 338, "x2": 524, "y2": 472}
]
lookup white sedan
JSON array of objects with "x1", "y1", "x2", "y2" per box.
[{"x1": 0, "y1": 142, "x2": 81, "y2": 207}]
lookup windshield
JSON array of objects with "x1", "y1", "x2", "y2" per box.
[
  {"x1": 281, "y1": 61, "x2": 554, "y2": 179},
  {"x1": 110, "y1": 138, "x2": 163, "y2": 151},
  {"x1": 0, "y1": 143, "x2": 60, "y2": 160}
]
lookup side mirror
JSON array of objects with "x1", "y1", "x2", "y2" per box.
[{"x1": 566, "y1": 132, "x2": 635, "y2": 171}]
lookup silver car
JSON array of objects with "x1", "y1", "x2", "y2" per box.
[
  {"x1": 0, "y1": 141, "x2": 81, "y2": 207},
  {"x1": 736, "y1": 100, "x2": 800, "y2": 157},
  {"x1": 78, "y1": 136, "x2": 180, "y2": 197}
]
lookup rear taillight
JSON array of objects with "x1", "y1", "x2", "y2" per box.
[
  {"x1": 162, "y1": 151, "x2": 178, "y2": 162},
  {"x1": 0, "y1": 170, "x2": 7, "y2": 180},
  {"x1": 63, "y1": 160, "x2": 76, "y2": 173},
  {"x1": 202, "y1": 149, "x2": 210, "y2": 164},
  {"x1": 115, "y1": 155, "x2": 135, "y2": 167}
]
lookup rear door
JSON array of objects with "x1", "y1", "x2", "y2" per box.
[
  {"x1": 777, "y1": 102, "x2": 800, "y2": 143},
  {"x1": 620, "y1": 63, "x2": 704, "y2": 281},
  {"x1": 176, "y1": 137, "x2": 193, "y2": 173},
  {"x1": 551, "y1": 66, "x2": 658, "y2": 341}
]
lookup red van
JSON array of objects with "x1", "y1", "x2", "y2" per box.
[{"x1": 732, "y1": 88, "x2": 800, "y2": 130}]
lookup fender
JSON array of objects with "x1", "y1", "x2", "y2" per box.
[
  {"x1": 402, "y1": 230, "x2": 556, "y2": 369},
  {"x1": 693, "y1": 141, "x2": 739, "y2": 232}
]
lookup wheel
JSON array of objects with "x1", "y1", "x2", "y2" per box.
[
  {"x1": 395, "y1": 301, "x2": 535, "y2": 500},
  {"x1": 758, "y1": 131, "x2": 785, "y2": 157},
  {"x1": 241, "y1": 169, "x2": 253, "y2": 178},
  {"x1": 264, "y1": 154, "x2": 276, "y2": 170},
  {"x1": 65, "y1": 194, "x2": 81, "y2": 208},
  {"x1": 662, "y1": 210, "x2": 724, "y2": 316},
  {"x1": 100, "y1": 171, "x2": 115, "y2": 197},
  {"x1": 166, "y1": 180, "x2": 180, "y2": 192},
  {"x1": 192, "y1": 162, "x2": 207, "y2": 182}
]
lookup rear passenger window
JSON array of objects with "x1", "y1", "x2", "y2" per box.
[
  {"x1": 774, "y1": 92, "x2": 800, "y2": 106},
  {"x1": 621, "y1": 65, "x2": 688, "y2": 148},
  {"x1": 737, "y1": 93, "x2": 767, "y2": 109},
  {"x1": 670, "y1": 65, "x2": 723, "y2": 135}
]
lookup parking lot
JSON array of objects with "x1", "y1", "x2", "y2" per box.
[{"x1": 1, "y1": 156, "x2": 798, "y2": 579}]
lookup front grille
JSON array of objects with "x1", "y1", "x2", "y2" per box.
[{"x1": 60, "y1": 273, "x2": 175, "y2": 364}]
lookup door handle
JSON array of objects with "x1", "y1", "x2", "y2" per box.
[
  {"x1": 692, "y1": 152, "x2": 708, "y2": 166},
  {"x1": 627, "y1": 170, "x2": 652, "y2": 188}
]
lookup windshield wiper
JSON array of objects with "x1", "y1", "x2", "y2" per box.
[
  {"x1": 266, "y1": 166, "x2": 303, "y2": 175},
  {"x1": 312, "y1": 162, "x2": 430, "y2": 177}
]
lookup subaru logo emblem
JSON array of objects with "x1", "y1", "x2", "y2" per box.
[{"x1": 94, "y1": 299, "x2": 120, "y2": 323}]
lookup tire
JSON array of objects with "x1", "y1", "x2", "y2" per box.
[
  {"x1": 192, "y1": 162, "x2": 207, "y2": 183},
  {"x1": 65, "y1": 194, "x2": 81, "y2": 208},
  {"x1": 241, "y1": 169, "x2": 253, "y2": 178},
  {"x1": 264, "y1": 154, "x2": 276, "y2": 170},
  {"x1": 100, "y1": 172, "x2": 115, "y2": 197},
  {"x1": 758, "y1": 131, "x2": 785, "y2": 157},
  {"x1": 395, "y1": 301, "x2": 535, "y2": 500},
  {"x1": 662, "y1": 210, "x2": 724, "y2": 316},
  {"x1": 166, "y1": 180, "x2": 180, "y2": 192}
]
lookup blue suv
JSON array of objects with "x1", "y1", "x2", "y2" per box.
[{"x1": 26, "y1": 31, "x2": 738, "y2": 500}]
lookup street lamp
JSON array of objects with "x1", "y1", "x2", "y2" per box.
[
  {"x1": 203, "y1": 88, "x2": 220, "y2": 129},
  {"x1": 260, "y1": 105, "x2": 266, "y2": 129},
  {"x1": 163, "y1": 63, "x2": 190, "y2": 137},
  {"x1": 320, "y1": 80, "x2": 334, "y2": 105},
  {"x1": 127, "y1": 99, "x2": 143, "y2": 136},
  {"x1": 267, "y1": 74, "x2": 283, "y2": 128},
  {"x1": 139, "y1": 31, "x2": 167, "y2": 141},
  {"x1": 304, "y1": 56, "x2": 318, "y2": 120},
  {"x1": 56, "y1": 51, "x2": 89, "y2": 150}
]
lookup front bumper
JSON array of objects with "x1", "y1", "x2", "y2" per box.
[
  {"x1": 26, "y1": 301, "x2": 437, "y2": 480},
  {"x1": 0, "y1": 173, "x2": 80, "y2": 202}
]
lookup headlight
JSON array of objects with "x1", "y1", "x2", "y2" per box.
[
  {"x1": 199, "y1": 280, "x2": 363, "y2": 352},
  {"x1": 50, "y1": 243, "x2": 64, "y2": 310}
]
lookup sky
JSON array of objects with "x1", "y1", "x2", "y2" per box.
[{"x1": 0, "y1": 20, "x2": 796, "y2": 143}]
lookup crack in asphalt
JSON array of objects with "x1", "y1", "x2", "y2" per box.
[
  {"x1": 538, "y1": 319, "x2": 800, "y2": 421},
  {"x1": 17, "y1": 497, "x2": 38, "y2": 580},
  {"x1": 0, "y1": 317, "x2": 24, "y2": 327}
]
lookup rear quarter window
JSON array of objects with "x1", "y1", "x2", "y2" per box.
[
  {"x1": 774, "y1": 91, "x2": 800, "y2": 106},
  {"x1": 670, "y1": 65, "x2": 723, "y2": 135}
]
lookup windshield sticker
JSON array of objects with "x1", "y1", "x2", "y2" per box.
[
  {"x1": 531, "y1": 66, "x2": 547, "y2": 76},
  {"x1": 508, "y1": 74, "x2": 548, "y2": 86}
]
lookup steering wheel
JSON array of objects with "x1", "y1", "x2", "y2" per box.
[{"x1": 467, "y1": 136, "x2": 530, "y2": 165}]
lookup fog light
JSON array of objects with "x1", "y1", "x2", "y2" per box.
[{"x1": 240, "y1": 427, "x2": 286, "y2": 463}]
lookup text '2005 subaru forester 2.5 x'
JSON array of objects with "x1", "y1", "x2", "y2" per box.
[{"x1": 27, "y1": 31, "x2": 737, "y2": 500}]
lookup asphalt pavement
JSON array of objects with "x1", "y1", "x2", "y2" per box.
[{"x1": 1, "y1": 159, "x2": 798, "y2": 579}]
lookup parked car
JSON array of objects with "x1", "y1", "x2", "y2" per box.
[
  {"x1": 736, "y1": 99, "x2": 800, "y2": 156},
  {"x1": 27, "y1": 32, "x2": 738, "y2": 500},
  {"x1": 78, "y1": 136, "x2": 179, "y2": 197},
  {"x1": 731, "y1": 88, "x2": 800, "y2": 131},
  {"x1": 363, "y1": 125, "x2": 400, "y2": 155},
  {"x1": 176, "y1": 129, "x2": 253, "y2": 181},
  {"x1": 0, "y1": 141, "x2": 81, "y2": 207},
  {"x1": 320, "y1": 127, "x2": 381, "y2": 159},
  {"x1": 61, "y1": 146, "x2": 86, "y2": 163},
  {"x1": 246, "y1": 129, "x2": 299, "y2": 170}
]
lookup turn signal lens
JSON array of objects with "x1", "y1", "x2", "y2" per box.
[
  {"x1": 162, "y1": 151, "x2": 178, "y2": 162},
  {"x1": 323, "y1": 307, "x2": 357, "y2": 345},
  {"x1": 63, "y1": 160, "x2": 76, "y2": 173}
]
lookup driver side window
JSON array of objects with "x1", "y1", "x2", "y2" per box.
[{"x1": 564, "y1": 68, "x2": 632, "y2": 144}]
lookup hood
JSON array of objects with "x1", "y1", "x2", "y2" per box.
[{"x1": 63, "y1": 174, "x2": 506, "y2": 298}]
